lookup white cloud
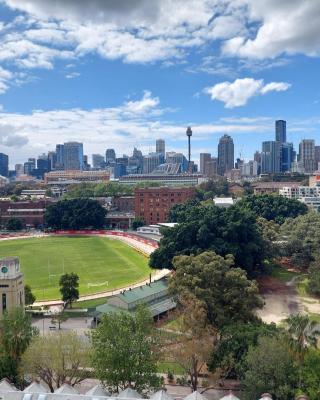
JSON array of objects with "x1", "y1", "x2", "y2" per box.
[
  {"x1": 123, "y1": 91, "x2": 160, "y2": 115},
  {"x1": 205, "y1": 77, "x2": 291, "y2": 108},
  {"x1": 65, "y1": 71, "x2": 80, "y2": 79},
  {"x1": 222, "y1": 0, "x2": 320, "y2": 59},
  {"x1": 260, "y1": 81, "x2": 291, "y2": 94}
]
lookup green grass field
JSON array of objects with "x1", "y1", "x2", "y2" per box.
[{"x1": 0, "y1": 236, "x2": 152, "y2": 301}]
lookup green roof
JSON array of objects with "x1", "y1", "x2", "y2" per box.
[{"x1": 116, "y1": 279, "x2": 168, "y2": 304}]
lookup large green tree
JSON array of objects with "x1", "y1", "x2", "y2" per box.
[
  {"x1": 0, "y1": 307, "x2": 38, "y2": 384},
  {"x1": 235, "y1": 194, "x2": 307, "y2": 224},
  {"x1": 45, "y1": 198, "x2": 106, "y2": 229},
  {"x1": 6, "y1": 218, "x2": 23, "y2": 231},
  {"x1": 59, "y1": 273, "x2": 79, "y2": 308},
  {"x1": 242, "y1": 336, "x2": 298, "y2": 400},
  {"x1": 299, "y1": 349, "x2": 320, "y2": 400},
  {"x1": 169, "y1": 251, "x2": 263, "y2": 328},
  {"x1": 208, "y1": 321, "x2": 278, "y2": 379},
  {"x1": 24, "y1": 285, "x2": 36, "y2": 305},
  {"x1": 280, "y1": 212, "x2": 320, "y2": 269},
  {"x1": 91, "y1": 305, "x2": 161, "y2": 394},
  {"x1": 150, "y1": 202, "x2": 267, "y2": 276}
]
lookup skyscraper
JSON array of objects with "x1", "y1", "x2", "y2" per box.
[
  {"x1": 106, "y1": 148, "x2": 116, "y2": 164},
  {"x1": 218, "y1": 134, "x2": 234, "y2": 175},
  {"x1": 200, "y1": 153, "x2": 211, "y2": 175},
  {"x1": 143, "y1": 153, "x2": 165, "y2": 174},
  {"x1": 299, "y1": 139, "x2": 316, "y2": 173},
  {"x1": 281, "y1": 142, "x2": 294, "y2": 172},
  {"x1": 55, "y1": 144, "x2": 64, "y2": 169},
  {"x1": 156, "y1": 139, "x2": 165, "y2": 156},
  {"x1": 315, "y1": 145, "x2": 320, "y2": 171},
  {"x1": 0, "y1": 153, "x2": 9, "y2": 177},
  {"x1": 261, "y1": 141, "x2": 281, "y2": 173},
  {"x1": 92, "y1": 154, "x2": 105, "y2": 169},
  {"x1": 63, "y1": 142, "x2": 84, "y2": 170},
  {"x1": 275, "y1": 120, "x2": 286, "y2": 143}
]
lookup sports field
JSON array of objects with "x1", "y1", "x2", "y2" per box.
[{"x1": 0, "y1": 236, "x2": 151, "y2": 301}]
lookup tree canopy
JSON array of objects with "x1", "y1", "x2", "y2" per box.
[
  {"x1": 150, "y1": 202, "x2": 267, "y2": 276},
  {"x1": 59, "y1": 273, "x2": 79, "y2": 307},
  {"x1": 0, "y1": 307, "x2": 38, "y2": 384},
  {"x1": 280, "y1": 211, "x2": 320, "y2": 269},
  {"x1": 243, "y1": 336, "x2": 298, "y2": 400},
  {"x1": 21, "y1": 332, "x2": 90, "y2": 392},
  {"x1": 235, "y1": 194, "x2": 307, "y2": 224},
  {"x1": 169, "y1": 251, "x2": 263, "y2": 328},
  {"x1": 45, "y1": 198, "x2": 106, "y2": 229},
  {"x1": 91, "y1": 305, "x2": 161, "y2": 394}
]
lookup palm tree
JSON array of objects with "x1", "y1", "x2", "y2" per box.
[{"x1": 285, "y1": 313, "x2": 320, "y2": 362}]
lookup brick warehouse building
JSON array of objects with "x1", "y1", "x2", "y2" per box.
[
  {"x1": 0, "y1": 199, "x2": 56, "y2": 228},
  {"x1": 134, "y1": 186, "x2": 196, "y2": 225}
]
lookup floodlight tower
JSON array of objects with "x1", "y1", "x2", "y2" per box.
[{"x1": 186, "y1": 126, "x2": 192, "y2": 172}]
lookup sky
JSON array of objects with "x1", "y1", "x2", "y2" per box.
[{"x1": 0, "y1": 0, "x2": 319, "y2": 168}]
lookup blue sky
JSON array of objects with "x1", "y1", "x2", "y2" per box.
[{"x1": 0, "y1": 0, "x2": 319, "y2": 167}]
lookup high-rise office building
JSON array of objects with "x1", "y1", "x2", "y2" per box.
[
  {"x1": 204, "y1": 157, "x2": 218, "y2": 176},
  {"x1": 218, "y1": 134, "x2": 234, "y2": 175},
  {"x1": 254, "y1": 151, "x2": 262, "y2": 175},
  {"x1": 156, "y1": 139, "x2": 165, "y2": 156},
  {"x1": 0, "y1": 153, "x2": 9, "y2": 177},
  {"x1": 200, "y1": 153, "x2": 211, "y2": 175},
  {"x1": 48, "y1": 151, "x2": 56, "y2": 171},
  {"x1": 299, "y1": 139, "x2": 316, "y2": 173},
  {"x1": 143, "y1": 153, "x2": 165, "y2": 174},
  {"x1": 55, "y1": 144, "x2": 64, "y2": 169},
  {"x1": 281, "y1": 142, "x2": 294, "y2": 172},
  {"x1": 15, "y1": 164, "x2": 24, "y2": 177},
  {"x1": 315, "y1": 145, "x2": 320, "y2": 171},
  {"x1": 166, "y1": 152, "x2": 188, "y2": 172},
  {"x1": 261, "y1": 141, "x2": 281, "y2": 174},
  {"x1": 63, "y1": 142, "x2": 84, "y2": 170},
  {"x1": 92, "y1": 154, "x2": 105, "y2": 169},
  {"x1": 106, "y1": 149, "x2": 116, "y2": 164},
  {"x1": 275, "y1": 120, "x2": 286, "y2": 143}
]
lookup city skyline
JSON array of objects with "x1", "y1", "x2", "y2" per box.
[{"x1": 0, "y1": 2, "x2": 320, "y2": 165}]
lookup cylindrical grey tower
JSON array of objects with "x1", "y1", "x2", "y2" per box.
[{"x1": 186, "y1": 126, "x2": 192, "y2": 172}]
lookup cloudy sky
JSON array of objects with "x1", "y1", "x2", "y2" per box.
[{"x1": 0, "y1": 0, "x2": 319, "y2": 167}]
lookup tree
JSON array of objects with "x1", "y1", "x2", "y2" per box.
[
  {"x1": 6, "y1": 217, "x2": 23, "y2": 231},
  {"x1": 166, "y1": 295, "x2": 216, "y2": 392},
  {"x1": 169, "y1": 251, "x2": 263, "y2": 328},
  {"x1": 242, "y1": 336, "x2": 298, "y2": 400},
  {"x1": 235, "y1": 194, "x2": 307, "y2": 224},
  {"x1": 284, "y1": 313, "x2": 320, "y2": 363},
  {"x1": 131, "y1": 217, "x2": 145, "y2": 230},
  {"x1": 299, "y1": 349, "x2": 320, "y2": 400},
  {"x1": 45, "y1": 198, "x2": 106, "y2": 230},
  {"x1": 280, "y1": 212, "x2": 320, "y2": 269},
  {"x1": 208, "y1": 322, "x2": 279, "y2": 380},
  {"x1": 24, "y1": 285, "x2": 36, "y2": 305},
  {"x1": 59, "y1": 273, "x2": 79, "y2": 308},
  {"x1": 196, "y1": 178, "x2": 230, "y2": 201},
  {"x1": 91, "y1": 305, "x2": 161, "y2": 394},
  {"x1": 51, "y1": 312, "x2": 68, "y2": 330},
  {"x1": 0, "y1": 307, "x2": 38, "y2": 384},
  {"x1": 21, "y1": 332, "x2": 90, "y2": 392},
  {"x1": 307, "y1": 255, "x2": 320, "y2": 296},
  {"x1": 150, "y1": 202, "x2": 267, "y2": 276}
]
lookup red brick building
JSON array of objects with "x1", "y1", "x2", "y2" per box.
[
  {"x1": 112, "y1": 196, "x2": 135, "y2": 212},
  {"x1": 134, "y1": 186, "x2": 196, "y2": 225},
  {"x1": 0, "y1": 199, "x2": 56, "y2": 228}
]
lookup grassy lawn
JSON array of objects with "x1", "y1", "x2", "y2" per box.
[
  {"x1": 163, "y1": 315, "x2": 183, "y2": 332},
  {"x1": 0, "y1": 236, "x2": 151, "y2": 301},
  {"x1": 157, "y1": 361, "x2": 185, "y2": 375},
  {"x1": 271, "y1": 265, "x2": 300, "y2": 282},
  {"x1": 74, "y1": 297, "x2": 108, "y2": 309}
]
